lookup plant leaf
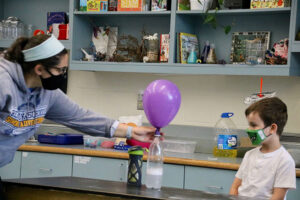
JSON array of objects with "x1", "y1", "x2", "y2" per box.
[
  {"x1": 224, "y1": 25, "x2": 231, "y2": 34},
  {"x1": 204, "y1": 14, "x2": 215, "y2": 24},
  {"x1": 218, "y1": 0, "x2": 224, "y2": 5}
]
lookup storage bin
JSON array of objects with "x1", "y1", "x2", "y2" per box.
[
  {"x1": 163, "y1": 139, "x2": 197, "y2": 153},
  {"x1": 83, "y1": 135, "x2": 102, "y2": 148}
]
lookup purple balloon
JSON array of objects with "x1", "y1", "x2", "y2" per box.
[{"x1": 143, "y1": 80, "x2": 181, "y2": 129}]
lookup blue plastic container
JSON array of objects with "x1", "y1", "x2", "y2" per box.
[{"x1": 38, "y1": 134, "x2": 83, "y2": 145}]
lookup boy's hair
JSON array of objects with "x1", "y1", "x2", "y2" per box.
[{"x1": 245, "y1": 97, "x2": 288, "y2": 136}]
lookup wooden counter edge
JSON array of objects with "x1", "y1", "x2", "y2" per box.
[{"x1": 19, "y1": 145, "x2": 300, "y2": 177}]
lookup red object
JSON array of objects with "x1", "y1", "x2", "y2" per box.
[
  {"x1": 33, "y1": 30, "x2": 45, "y2": 36},
  {"x1": 258, "y1": 77, "x2": 264, "y2": 97},
  {"x1": 126, "y1": 139, "x2": 151, "y2": 149},
  {"x1": 58, "y1": 24, "x2": 69, "y2": 40},
  {"x1": 101, "y1": 141, "x2": 115, "y2": 148}
]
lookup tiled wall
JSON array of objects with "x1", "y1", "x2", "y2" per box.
[{"x1": 67, "y1": 71, "x2": 300, "y2": 134}]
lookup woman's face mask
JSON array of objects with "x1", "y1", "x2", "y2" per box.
[
  {"x1": 246, "y1": 127, "x2": 270, "y2": 145},
  {"x1": 40, "y1": 67, "x2": 67, "y2": 90}
]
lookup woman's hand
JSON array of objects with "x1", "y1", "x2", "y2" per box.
[{"x1": 132, "y1": 126, "x2": 164, "y2": 143}]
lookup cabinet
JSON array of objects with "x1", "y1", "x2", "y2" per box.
[
  {"x1": 20, "y1": 151, "x2": 72, "y2": 178},
  {"x1": 72, "y1": 156, "x2": 128, "y2": 182},
  {"x1": 184, "y1": 166, "x2": 236, "y2": 194},
  {"x1": 0, "y1": 0, "x2": 300, "y2": 75},
  {"x1": 0, "y1": 151, "x2": 21, "y2": 179},
  {"x1": 141, "y1": 162, "x2": 184, "y2": 188},
  {"x1": 286, "y1": 178, "x2": 300, "y2": 200}
]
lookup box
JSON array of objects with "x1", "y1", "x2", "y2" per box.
[
  {"x1": 100, "y1": 0, "x2": 108, "y2": 11},
  {"x1": 250, "y1": 0, "x2": 291, "y2": 9},
  {"x1": 87, "y1": 0, "x2": 101, "y2": 11},
  {"x1": 47, "y1": 12, "x2": 67, "y2": 34},
  {"x1": 117, "y1": 0, "x2": 142, "y2": 11},
  {"x1": 163, "y1": 139, "x2": 197, "y2": 153},
  {"x1": 38, "y1": 134, "x2": 83, "y2": 145}
]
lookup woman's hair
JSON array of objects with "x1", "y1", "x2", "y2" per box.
[{"x1": 4, "y1": 34, "x2": 68, "y2": 74}]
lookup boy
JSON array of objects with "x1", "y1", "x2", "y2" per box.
[{"x1": 230, "y1": 97, "x2": 296, "y2": 200}]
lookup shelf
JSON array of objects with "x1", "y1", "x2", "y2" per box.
[
  {"x1": 70, "y1": 61, "x2": 290, "y2": 76},
  {"x1": 0, "y1": 40, "x2": 14, "y2": 48},
  {"x1": 74, "y1": 11, "x2": 171, "y2": 16},
  {"x1": 176, "y1": 7, "x2": 291, "y2": 16},
  {"x1": 0, "y1": 39, "x2": 71, "y2": 49},
  {"x1": 291, "y1": 41, "x2": 300, "y2": 52}
]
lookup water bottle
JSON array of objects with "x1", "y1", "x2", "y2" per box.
[
  {"x1": 213, "y1": 112, "x2": 238, "y2": 158},
  {"x1": 145, "y1": 131, "x2": 163, "y2": 189}
]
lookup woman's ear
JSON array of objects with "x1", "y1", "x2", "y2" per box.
[{"x1": 34, "y1": 64, "x2": 44, "y2": 76}]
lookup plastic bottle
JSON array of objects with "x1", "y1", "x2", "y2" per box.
[
  {"x1": 213, "y1": 112, "x2": 238, "y2": 158},
  {"x1": 206, "y1": 43, "x2": 217, "y2": 64},
  {"x1": 187, "y1": 45, "x2": 197, "y2": 64},
  {"x1": 145, "y1": 133, "x2": 163, "y2": 189}
]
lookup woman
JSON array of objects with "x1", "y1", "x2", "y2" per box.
[{"x1": 0, "y1": 34, "x2": 157, "y2": 168}]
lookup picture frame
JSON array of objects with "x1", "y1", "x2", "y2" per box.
[{"x1": 230, "y1": 31, "x2": 271, "y2": 65}]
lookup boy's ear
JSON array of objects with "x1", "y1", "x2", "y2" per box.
[{"x1": 270, "y1": 123, "x2": 278, "y2": 135}]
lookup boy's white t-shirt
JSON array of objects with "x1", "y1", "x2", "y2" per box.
[{"x1": 236, "y1": 146, "x2": 296, "y2": 199}]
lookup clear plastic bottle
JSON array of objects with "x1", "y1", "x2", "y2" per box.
[
  {"x1": 145, "y1": 134, "x2": 163, "y2": 189},
  {"x1": 213, "y1": 112, "x2": 238, "y2": 158}
]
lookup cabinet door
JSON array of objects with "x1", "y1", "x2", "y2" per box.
[
  {"x1": 286, "y1": 178, "x2": 300, "y2": 200},
  {"x1": 141, "y1": 163, "x2": 184, "y2": 189},
  {"x1": 185, "y1": 166, "x2": 236, "y2": 194},
  {"x1": 21, "y1": 152, "x2": 72, "y2": 178},
  {"x1": 0, "y1": 151, "x2": 21, "y2": 179},
  {"x1": 73, "y1": 156, "x2": 128, "y2": 182}
]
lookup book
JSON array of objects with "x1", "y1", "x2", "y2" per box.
[
  {"x1": 250, "y1": 0, "x2": 290, "y2": 9},
  {"x1": 117, "y1": 0, "x2": 142, "y2": 11},
  {"x1": 108, "y1": 0, "x2": 118, "y2": 11},
  {"x1": 47, "y1": 12, "x2": 67, "y2": 35},
  {"x1": 178, "y1": 0, "x2": 190, "y2": 11},
  {"x1": 151, "y1": 0, "x2": 167, "y2": 11},
  {"x1": 160, "y1": 34, "x2": 169, "y2": 62},
  {"x1": 179, "y1": 32, "x2": 199, "y2": 64},
  {"x1": 80, "y1": 0, "x2": 87, "y2": 11},
  {"x1": 177, "y1": 33, "x2": 181, "y2": 63}
]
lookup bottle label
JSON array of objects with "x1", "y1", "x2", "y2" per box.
[{"x1": 217, "y1": 135, "x2": 237, "y2": 150}]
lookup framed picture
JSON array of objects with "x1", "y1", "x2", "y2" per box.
[{"x1": 230, "y1": 31, "x2": 270, "y2": 65}]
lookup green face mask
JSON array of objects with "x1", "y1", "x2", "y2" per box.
[{"x1": 246, "y1": 128, "x2": 268, "y2": 145}]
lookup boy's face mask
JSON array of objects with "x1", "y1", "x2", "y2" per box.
[{"x1": 246, "y1": 128, "x2": 270, "y2": 145}]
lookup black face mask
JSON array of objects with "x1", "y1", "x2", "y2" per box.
[{"x1": 40, "y1": 69, "x2": 66, "y2": 90}]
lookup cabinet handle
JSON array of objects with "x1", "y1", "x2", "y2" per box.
[
  {"x1": 207, "y1": 186, "x2": 223, "y2": 190},
  {"x1": 39, "y1": 168, "x2": 53, "y2": 173},
  {"x1": 119, "y1": 163, "x2": 127, "y2": 181}
]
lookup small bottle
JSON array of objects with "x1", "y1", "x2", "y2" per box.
[
  {"x1": 26, "y1": 24, "x2": 33, "y2": 37},
  {"x1": 213, "y1": 112, "x2": 238, "y2": 158},
  {"x1": 187, "y1": 46, "x2": 197, "y2": 64},
  {"x1": 206, "y1": 43, "x2": 217, "y2": 64},
  {"x1": 200, "y1": 41, "x2": 210, "y2": 64},
  {"x1": 145, "y1": 130, "x2": 163, "y2": 189}
]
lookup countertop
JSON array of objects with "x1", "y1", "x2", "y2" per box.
[
  {"x1": 18, "y1": 142, "x2": 300, "y2": 177},
  {"x1": 3, "y1": 177, "x2": 261, "y2": 200}
]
